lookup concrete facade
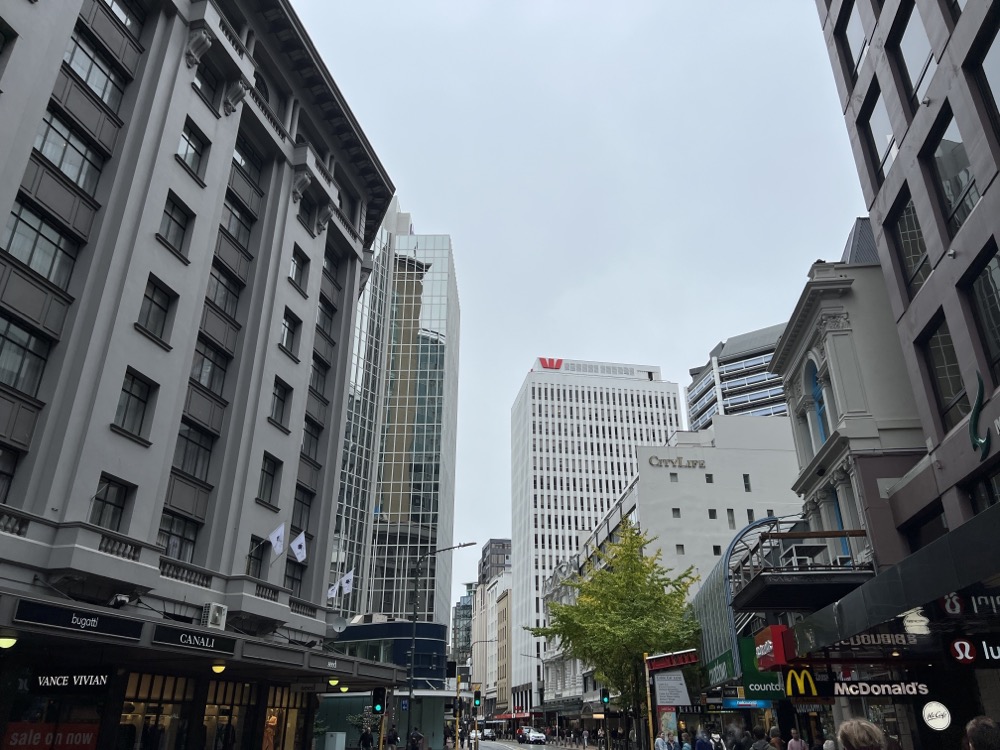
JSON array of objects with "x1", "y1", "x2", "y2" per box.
[
  {"x1": 510, "y1": 358, "x2": 683, "y2": 714},
  {"x1": 0, "y1": 0, "x2": 397, "y2": 745}
]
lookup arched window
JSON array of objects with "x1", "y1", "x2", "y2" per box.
[
  {"x1": 253, "y1": 73, "x2": 269, "y2": 105},
  {"x1": 805, "y1": 361, "x2": 831, "y2": 444}
]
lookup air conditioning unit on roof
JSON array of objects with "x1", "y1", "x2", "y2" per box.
[{"x1": 201, "y1": 602, "x2": 228, "y2": 630}]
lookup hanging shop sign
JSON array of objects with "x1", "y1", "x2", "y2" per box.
[
  {"x1": 152, "y1": 624, "x2": 237, "y2": 655},
  {"x1": 723, "y1": 699, "x2": 772, "y2": 709},
  {"x1": 706, "y1": 652, "x2": 735, "y2": 687},
  {"x1": 14, "y1": 599, "x2": 143, "y2": 640},
  {"x1": 738, "y1": 638, "x2": 784, "y2": 700},
  {"x1": 654, "y1": 670, "x2": 692, "y2": 707},
  {"x1": 922, "y1": 702, "x2": 951, "y2": 731},
  {"x1": 753, "y1": 625, "x2": 789, "y2": 670},
  {"x1": 33, "y1": 673, "x2": 109, "y2": 692}
]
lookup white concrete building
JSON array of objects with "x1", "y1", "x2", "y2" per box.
[
  {"x1": 510, "y1": 358, "x2": 684, "y2": 714},
  {"x1": 541, "y1": 415, "x2": 803, "y2": 718}
]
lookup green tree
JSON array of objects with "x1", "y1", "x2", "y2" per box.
[{"x1": 530, "y1": 518, "x2": 699, "y2": 749}]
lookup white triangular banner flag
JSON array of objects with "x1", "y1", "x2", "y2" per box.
[
  {"x1": 341, "y1": 569, "x2": 354, "y2": 595},
  {"x1": 327, "y1": 579, "x2": 340, "y2": 599},
  {"x1": 268, "y1": 523, "x2": 286, "y2": 556},
  {"x1": 290, "y1": 531, "x2": 307, "y2": 563}
]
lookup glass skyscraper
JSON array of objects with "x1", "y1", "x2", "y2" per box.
[{"x1": 336, "y1": 201, "x2": 460, "y2": 627}]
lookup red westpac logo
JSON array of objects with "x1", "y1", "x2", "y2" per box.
[{"x1": 539, "y1": 358, "x2": 563, "y2": 370}]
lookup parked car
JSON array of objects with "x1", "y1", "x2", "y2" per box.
[
  {"x1": 469, "y1": 731, "x2": 481, "y2": 741},
  {"x1": 527, "y1": 730, "x2": 546, "y2": 745},
  {"x1": 482, "y1": 729, "x2": 496, "y2": 741}
]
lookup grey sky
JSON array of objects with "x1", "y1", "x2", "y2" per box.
[{"x1": 291, "y1": 1, "x2": 866, "y2": 603}]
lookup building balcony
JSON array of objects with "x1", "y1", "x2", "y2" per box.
[{"x1": 730, "y1": 529, "x2": 874, "y2": 613}]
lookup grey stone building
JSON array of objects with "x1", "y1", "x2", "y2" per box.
[{"x1": 0, "y1": 0, "x2": 400, "y2": 746}]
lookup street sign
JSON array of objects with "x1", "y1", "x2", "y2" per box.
[{"x1": 402, "y1": 699, "x2": 409, "y2": 711}]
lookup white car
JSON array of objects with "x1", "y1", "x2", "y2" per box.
[
  {"x1": 468, "y1": 731, "x2": 481, "y2": 741},
  {"x1": 527, "y1": 730, "x2": 546, "y2": 745}
]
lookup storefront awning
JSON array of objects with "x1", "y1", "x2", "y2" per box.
[{"x1": 791, "y1": 500, "x2": 1000, "y2": 656}]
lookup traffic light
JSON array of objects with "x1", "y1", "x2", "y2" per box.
[
  {"x1": 372, "y1": 686, "x2": 386, "y2": 714},
  {"x1": 474, "y1": 690, "x2": 482, "y2": 707},
  {"x1": 600, "y1": 687, "x2": 610, "y2": 705},
  {"x1": 453, "y1": 703, "x2": 461, "y2": 718}
]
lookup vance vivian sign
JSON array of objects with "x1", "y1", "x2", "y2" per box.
[{"x1": 153, "y1": 625, "x2": 237, "y2": 655}]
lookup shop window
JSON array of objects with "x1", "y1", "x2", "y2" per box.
[
  {"x1": 205, "y1": 680, "x2": 257, "y2": 750},
  {"x1": 119, "y1": 673, "x2": 195, "y2": 749},
  {"x1": 265, "y1": 686, "x2": 308, "y2": 750}
]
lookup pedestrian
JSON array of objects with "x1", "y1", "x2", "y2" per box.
[
  {"x1": 966, "y1": 717, "x2": 1000, "y2": 750},
  {"x1": 695, "y1": 731, "x2": 712, "y2": 750},
  {"x1": 750, "y1": 728, "x2": 770, "y2": 750},
  {"x1": 836, "y1": 721, "x2": 883, "y2": 750},
  {"x1": 769, "y1": 729, "x2": 785, "y2": 750},
  {"x1": 656, "y1": 734, "x2": 670, "y2": 750},
  {"x1": 360, "y1": 728, "x2": 375, "y2": 750},
  {"x1": 388, "y1": 726, "x2": 400, "y2": 750},
  {"x1": 788, "y1": 730, "x2": 807, "y2": 750},
  {"x1": 666, "y1": 734, "x2": 678, "y2": 750},
  {"x1": 710, "y1": 731, "x2": 725, "y2": 750},
  {"x1": 822, "y1": 742, "x2": 835, "y2": 750},
  {"x1": 583, "y1": 730, "x2": 590, "y2": 749},
  {"x1": 681, "y1": 733, "x2": 693, "y2": 750},
  {"x1": 410, "y1": 727, "x2": 425, "y2": 750}
]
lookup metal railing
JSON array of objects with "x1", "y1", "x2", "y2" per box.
[{"x1": 729, "y1": 522, "x2": 873, "y2": 598}]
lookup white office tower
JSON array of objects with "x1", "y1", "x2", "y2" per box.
[{"x1": 510, "y1": 358, "x2": 683, "y2": 713}]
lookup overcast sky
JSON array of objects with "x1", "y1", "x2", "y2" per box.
[{"x1": 291, "y1": 1, "x2": 867, "y2": 603}]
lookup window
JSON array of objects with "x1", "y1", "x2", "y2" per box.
[
  {"x1": 253, "y1": 73, "x2": 270, "y2": 104},
  {"x1": 864, "y1": 91, "x2": 896, "y2": 179},
  {"x1": 317, "y1": 300, "x2": 335, "y2": 338},
  {"x1": 930, "y1": 115, "x2": 981, "y2": 235},
  {"x1": 159, "y1": 196, "x2": 190, "y2": 253},
  {"x1": 841, "y1": 1, "x2": 869, "y2": 77},
  {"x1": 64, "y1": 32, "x2": 125, "y2": 111},
  {"x1": 743, "y1": 474, "x2": 752, "y2": 492},
  {"x1": 669, "y1": 472, "x2": 678, "y2": 482},
  {"x1": 310, "y1": 358, "x2": 328, "y2": 397},
  {"x1": 190, "y1": 338, "x2": 228, "y2": 396},
  {"x1": 298, "y1": 194, "x2": 316, "y2": 228},
  {"x1": 89, "y1": 476, "x2": 128, "y2": 531},
  {"x1": 177, "y1": 121, "x2": 206, "y2": 175},
  {"x1": 969, "y1": 467, "x2": 1000, "y2": 515},
  {"x1": 0, "y1": 314, "x2": 49, "y2": 397},
  {"x1": 114, "y1": 370, "x2": 152, "y2": 436},
  {"x1": 279, "y1": 310, "x2": 300, "y2": 355},
  {"x1": 246, "y1": 536, "x2": 266, "y2": 577},
  {"x1": 925, "y1": 318, "x2": 970, "y2": 431},
  {"x1": 290, "y1": 247, "x2": 308, "y2": 289},
  {"x1": 206, "y1": 265, "x2": 240, "y2": 318},
  {"x1": 708, "y1": 509, "x2": 717, "y2": 520},
  {"x1": 257, "y1": 454, "x2": 279, "y2": 506},
  {"x1": 284, "y1": 559, "x2": 305, "y2": 597},
  {"x1": 270, "y1": 379, "x2": 290, "y2": 426},
  {"x1": 671, "y1": 508, "x2": 681, "y2": 519},
  {"x1": 323, "y1": 250, "x2": 339, "y2": 278},
  {"x1": 713, "y1": 545, "x2": 722, "y2": 556},
  {"x1": 158, "y1": 511, "x2": 198, "y2": 562},
  {"x1": 193, "y1": 63, "x2": 219, "y2": 104},
  {"x1": 767, "y1": 509, "x2": 775, "y2": 516},
  {"x1": 896, "y1": 5, "x2": 936, "y2": 106},
  {"x1": 705, "y1": 474, "x2": 714, "y2": 484},
  {"x1": 292, "y1": 486, "x2": 313, "y2": 532},
  {"x1": 100, "y1": 0, "x2": 145, "y2": 37},
  {"x1": 221, "y1": 198, "x2": 252, "y2": 249},
  {"x1": 3, "y1": 201, "x2": 78, "y2": 289},
  {"x1": 233, "y1": 134, "x2": 263, "y2": 186},
  {"x1": 971, "y1": 248, "x2": 1000, "y2": 384},
  {"x1": 0, "y1": 449, "x2": 16, "y2": 504},
  {"x1": 34, "y1": 111, "x2": 104, "y2": 195},
  {"x1": 892, "y1": 195, "x2": 931, "y2": 297},
  {"x1": 729, "y1": 509, "x2": 737, "y2": 529},
  {"x1": 138, "y1": 278, "x2": 171, "y2": 339},
  {"x1": 173, "y1": 422, "x2": 213, "y2": 481},
  {"x1": 675, "y1": 544, "x2": 685, "y2": 555},
  {"x1": 302, "y1": 419, "x2": 321, "y2": 461}
]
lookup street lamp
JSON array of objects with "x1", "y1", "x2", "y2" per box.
[
  {"x1": 519, "y1": 654, "x2": 545, "y2": 728},
  {"x1": 407, "y1": 541, "x2": 475, "y2": 742}
]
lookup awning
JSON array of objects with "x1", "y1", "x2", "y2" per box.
[{"x1": 791, "y1": 500, "x2": 1000, "y2": 656}]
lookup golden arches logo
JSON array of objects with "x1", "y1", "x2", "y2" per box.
[{"x1": 785, "y1": 669, "x2": 817, "y2": 697}]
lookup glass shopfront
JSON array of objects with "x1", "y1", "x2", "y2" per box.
[
  {"x1": 204, "y1": 680, "x2": 256, "y2": 750},
  {"x1": 263, "y1": 686, "x2": 307, "y2": 750},
  {"x1": 118, "y1": 673, "x2": 195, "y2": 750}
]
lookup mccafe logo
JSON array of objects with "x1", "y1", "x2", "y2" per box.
[{"x1": 648, "y1": 456, "x2": 706, "y2": 469}]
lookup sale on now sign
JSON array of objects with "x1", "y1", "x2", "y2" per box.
[{"x1": 3, "y1": 722, "x2": 99, "y2": 750}]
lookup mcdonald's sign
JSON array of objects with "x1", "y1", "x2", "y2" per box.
[{"x1": 784, "y1": 669, "x2": 819, "y2": 697}]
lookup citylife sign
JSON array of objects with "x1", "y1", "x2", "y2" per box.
[{"x1": 648, "y1": 456, "x2": 706, "y2": 469}]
